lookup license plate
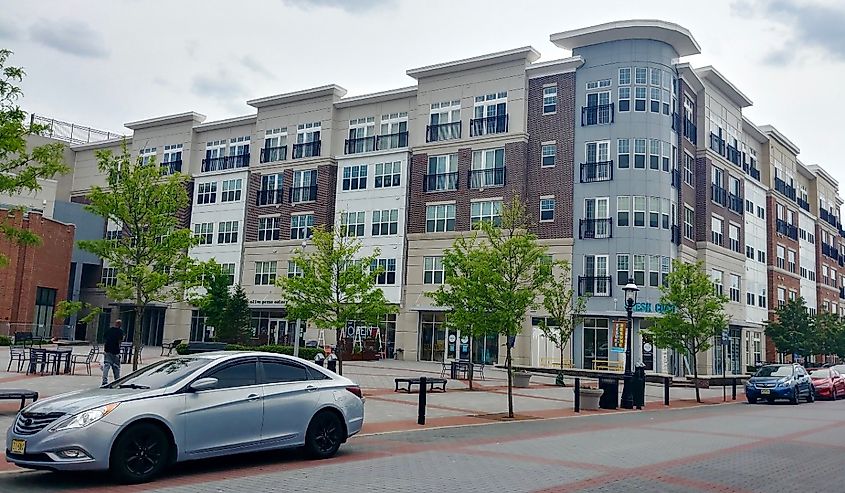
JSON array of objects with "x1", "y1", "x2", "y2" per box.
[
  {"x1": 761, "y1": 389, "x2": 771, "y2": 395},
  {"x1": 10, "y1": 439, "x2": 25, "y2": 455}
]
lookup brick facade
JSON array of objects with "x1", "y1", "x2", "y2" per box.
[
  {"x1": 694, "y1": 155, "x2": 745, "y2": 252},
  {"x1": 678, "y1": 79, "x2": 697, "y2": 249}
]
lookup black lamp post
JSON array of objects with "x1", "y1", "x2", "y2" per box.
[{"x1": 620, "y1": 278, "x2": 639, "y2": 409}]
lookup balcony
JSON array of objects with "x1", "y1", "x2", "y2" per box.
[
  {"x1": 579, "y1": 218, "x2": 613, "y2": 239},
  {"x1": 711, "y1": 184, "x2": 728, "y2": 207},
  {"x1": 292, "y1": 140, "x2": 321, "y2": 159},
  {"x1": 289, "y1": 185, "x2": 317, "y2": 204},
  {"x1": 709, "y1": 133, "x2": 725, "y2": 155},
  {"x1": 201, "y1": 154, "x2": 249, "y2": 173},
  {"x1": 581, "y1": 104, "x2": 614, "y2": 126},
  {"x1": 578, "y1": 276, "x2": 612, "y2": 297},
  {"x1": 161, "y1": 160, "x2": 182, "y2": 175},
  {"x1": 376, "y1": 131, "x2": 408, "y2": 150},
  {"x1": 820, "y1": 207, "x2": 839, "y2": 228},
  {"x1": 749, "y1": 166, "x2": 761, "y2": 181},
  {"x1": 683, "y1": 118, "x2": 697, "y2": 143},
  {"x1": 344, "y1": 136, "x2": 376, "y2": 155},
  {"x1": 728, "y1": 193, "x2": 744, "y2": 214},
  {"x1": 470, "y1": 115, "x2": 508, "y2": 137},
  {"x1": 260, "y1": 146, "x2": 287, "y2": 163},
  {"x1": 256, "y1": 189, "x2": 285, "y2": 206},
  {"x1": 822, "y1": 242, "x2": 838, "y2": 260},
  {"x1": 468, "y1": 167, "x2": 505, "y2": 189},
  {"x1": 426, "y1": 122, "x2": 461, "y2": 142},
  {"x1": 424, "y1": 172, "x2": 459, "y2": 192},
  {"x1": 776, "y1": 219, "x2": 798, "y2": 240},
  {"x1": 580, "y1": 161, "x2": 613, "y2": 183},
  {"x1": 774, "y1": 177, "x2": 796, "y2": 201},
  {"x1": 726, "y1": 145, "x2": 741, "y2": 166}
]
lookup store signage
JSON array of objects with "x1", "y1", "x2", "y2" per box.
[
  {"x1": 249, "y1": 299, "x2": 284, "y2": 305},
  {"x1": 632, "y1": 302, "x2": 675, "y2": 313},
  {"x1": 611, "y1": 319, "x2": 627, "y2": 353}
]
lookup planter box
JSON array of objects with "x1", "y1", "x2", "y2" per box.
[
  {"x1": 580, "y1": 388, "x2": 604, "y2": 410},
  {"x1": 513, "y1": 372, "x2": 532, "y2": 388}
]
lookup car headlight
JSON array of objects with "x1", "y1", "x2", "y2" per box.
[
  {"x1": 776, "y1": 378, "x2": 790, "y2": 388},
  {"x1": 50, "y1": 403, "x2": 120, "y2": 432}
]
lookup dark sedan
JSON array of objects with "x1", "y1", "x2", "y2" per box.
[{"x1": 745, "y1": 364, "x2": 815, "y2": 404}]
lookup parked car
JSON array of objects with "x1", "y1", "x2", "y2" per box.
[
  {"x1": 6, "y1": 352, "x2": 365, "y2": 483},
  {"x1": 811, "y1": 368, "x2": 845, "y2": 400},
  {"x1": 831, "y1": 364, "x2": 845, "y2": 379},
  {"x1": 745, "y1": 363, "x2": 815, "y2": 404}
]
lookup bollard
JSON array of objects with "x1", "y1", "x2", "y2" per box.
[
  {"x1": 664, "y1": 377, "x2": 670, "y2": 406},
  {"x1": 418, "y1": 376, "x2": 427, "y2": 425},
  {"x1": 574, "y1": 378, "x2": 580, "y2": 413},
  {"x1": 732, "y1": 378, "x2": 737, "y2": 401}
]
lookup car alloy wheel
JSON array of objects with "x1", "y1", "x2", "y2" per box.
[
  {"x1": 807, "y1": 388, "x2": 815, "y2": 403},
  {"x1": 111, "y1": 423, "x2": 169, "y2": 483},
  {"x1": 791, "y1": 388, "x2": 800, "y2": 405},
  {"x1": 305, "y1": 411, "x2": 343, "y2": 459}
]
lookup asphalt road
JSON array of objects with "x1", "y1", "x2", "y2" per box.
[{"x1": 2, "y1": 399, "x2": 844, "y2": 492}]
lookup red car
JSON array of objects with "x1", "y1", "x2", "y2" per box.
[{"x1": 809, "y1": 368, "x2": 845, "y2": 400}]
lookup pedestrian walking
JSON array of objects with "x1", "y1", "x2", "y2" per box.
[{"x1": 102, "y1": 320, "x2": 124, "y2": 386}]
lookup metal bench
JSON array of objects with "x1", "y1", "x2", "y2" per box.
[
  {"x1": 0, "y1": 389, "x2": 38, "y2": 410},
  {"x1": 185, "y1": 342, "x2": 228, "y2": 354},
  {"x1": 592, "y1": 359, "x2": 623, "y2": 372},
  {"x1": 394, "y1": 377, "x2": 447, "y2": 393},
  {"x1": 160, "y1": 339, "x2": 183, "y2": 356}
]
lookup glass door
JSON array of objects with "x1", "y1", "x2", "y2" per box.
[{"x1": 583, "y1": 321, "x2": 609, "y2": 370}]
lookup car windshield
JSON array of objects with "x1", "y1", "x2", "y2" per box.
[
  {"x1": 810, "y1": 369, "x2": 831, "y2": 378},
  {"x1": 755, "y1": 366, "x2": 793, "y2": 377},
  {"x1": 108, "y1": 357, "x2": 210, "y2": 389},
  {"x1": 832, "y1": 365, "x2": 845, "y2": 374}
]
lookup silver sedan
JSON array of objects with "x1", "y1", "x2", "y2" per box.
[{"x1": 5, "y1": 351, "x2": 365, "y2": 483}]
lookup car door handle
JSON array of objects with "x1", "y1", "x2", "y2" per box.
[
  {"x1": 246, "y1": 393, "x2": 261, "y2": 401},
  {"x1": 306, "y1": 385, "x2": 317, "y2": 392}
]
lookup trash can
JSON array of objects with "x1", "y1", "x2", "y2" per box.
[
  {"x1": 633, "y1": 365, "x2": 647, "y2": 409},
  {"x1": 598, "y1": 377, "x2": 618, "y2": 409}
]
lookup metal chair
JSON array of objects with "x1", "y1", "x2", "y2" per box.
[
  {"x1": 26, "y1": 348, "x2": 53, "y2": 375},
  {"x1": 7, "y1": 346, "x2": 28, "y2": 372},
  {"x1": 70, "y1": 348, "x2": 96, "y2": 375}
]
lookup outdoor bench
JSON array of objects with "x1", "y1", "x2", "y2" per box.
[
  {"x1": 394, "y1": 377, "x2": 447, "y2": 393},
  {"x1": 0, "y1": 389, "x2": 38, "y2": 410}
]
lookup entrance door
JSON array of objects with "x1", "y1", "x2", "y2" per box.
[
  {"x1": 268, "y1": 319, "x2": 285, "y2": 345},
  {"x1": 583, "y1": 319, "x2": 609, "y2": 370}
]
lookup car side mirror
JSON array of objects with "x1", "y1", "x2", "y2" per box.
[{"x1": 189, "y1": 377, "x2": 218, "y2": 392}]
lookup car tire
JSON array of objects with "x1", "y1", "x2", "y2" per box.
[
  {"x1": 790, "y1": 388, "x2": 800, "y2": 405},
  {"x1": 304, "y1": 411, "x2": 344, "y2": 460},
  {"x1": 746, "y1": 397, "x2": 757, "y2": 404},
  {"x1": 833, "y1": 388, "x2": 838, "y2": 401},
  {"x1": 110, "y1": 422, "x2": 170, "y2": 484},
  {"x1": 807, "y1": 388, "x2": 815, "y2": 403}
]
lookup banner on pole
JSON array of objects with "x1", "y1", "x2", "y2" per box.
[{"x1": 611, "y1": 319, "x2": 628, "y2": 353}]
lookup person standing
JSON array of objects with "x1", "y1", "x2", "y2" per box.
[{"x1": 102, "y1": 319, "x2": 124, "y2": 386}]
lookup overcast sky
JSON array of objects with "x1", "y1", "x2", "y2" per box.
[{"x1": 2, "y1": 0, "x2": 843, "y2": 186}]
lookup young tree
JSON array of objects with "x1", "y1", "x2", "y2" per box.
[
  {"x1": 766, "y1": 298, "x2": 813, "y2": 361},
  {"x1": 78, "y1": 144, "x2": 196, "y2": 370},
  {"x1": 809, "y1": 310, "x2": 841, "y2": 365},
  {"x1": 539, "y1": 259, "x2": 586, "y2": 384},
  {"x1": 651, "y1": 260, "x2": 728, "y2": 403},
  {"x1": 226, "y1": 285, "x2": 252, "y2": 345},
  {"x1": 0, "y1": 49, "x2": 68, "y2": 266},
  {"x1": 190, "y1": 260, "x2": 231, "y2": 339},
  {"x1": 278, "y1": 225, "x2": 395, "y2": 374}
]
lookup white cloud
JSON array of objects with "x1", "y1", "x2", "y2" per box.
[{"x1": 29, "y1": 19, "x2": 109, "y2": 59}]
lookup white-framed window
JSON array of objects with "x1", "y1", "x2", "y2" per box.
[
  {"x1": 204, "y1": 139, "x2": 226, "y2": 168},
  {"x1": 635, "y1": 67, "x2": 647, "y2": 85},
  {"x1": 617, "y1": 196, "x2": 630, "y2": 227},
  {"x1": 634, "y1": 86, "x2": 647, "y2": 112},
  {"x1": 291, "y1": 169, "x2": 317, "y2": 203},
  {"x1": 426, "y1": 203, "x2": 456, "y2": 232},
  {"x1": 649, "y1": 139, "x2": 661, "y2": 170},
  {"x1": 619, "y1": 67, "x2": 631, "y2": 85},
  {"x1": 711, "y1": 216, "x2": 723, "y2": 246},
  {"x1": 258, "y1": 216, "x2": 280, "y2": 241},
  {"x1": 661, "y1": 198, "x2": 670, "y2": 229},
  {"x1": 633, "y1": 196, "x2": 646, "y2": 227},
  {"x1": 473, "y1": 91, "x2": 508, "y2": 120},
  {"x1": 747, "y1": 245, "x2": 755, "y2": 260},
  {"x1": 746, "y1": 199, "x2": 754, "y2": 214},
  {"x1": 618, "y1": 87, "x2": 630, "y2": 112},
  {"x1": 196, "y1": 182, "x2": 217, "y2": 204},
  {"x1": 427, "y1": 154, "x2": 458, "y2": 192},
  {"x1": 633, "y1": 254, "x2": 646, "y2": 286},
  {"x1": 729, "y1": 274, "x2": 741, "y2": 302},
  {"x1": 634, "y1": 139, "x2": 646, "y2": 168},
  {"x1": 287, "y1": 260, "x2": 304, "y2": 278},
  {"x1": 684, "y1": 206, "x2": 694, "y2": 240},
  {"x1": 262, "y1": 128, "x2": 287, "y2": 163},
  {"x1": 757, "y1": 206, "x2": 765, "y2": 220},
  {"x1": 617, "y1": 139, "x2": 629, "y2": 168},
  {"x1": 585, "y1": 91, "x2": 611, "y2": 124},
  {"x1": 648, "y1": 197, "x2": 660, "y2": 228},
  {"x1": 221, "y1": 178, "x2": 242, "y2": 202},
  {"x1": 541, "y1": 143, "x2": 556, "y2": 167},
  {"x1": 747, "y1": 291, "x2": 755, "y2": 306},
  {"x1": 193, "y1": 222, "x2": 214, "y2": 245},
  {"x1": 471, "y1": 200, "x2": 502, "y2": 227},
  {"x1": 759, "y1": 288, "x2": 767, "y2": 308},
  {"x1": 228, "y1": 135, "x2": 250, "y2": 161},
  {"x1": 540, "y1": 197, "x2": 555, "y2": 222},
  {"x1": 470, "y1": 148, "x2": 505, "y2": 188},
  {"x1": 586, "y1": 140, "x2": 610, "y2": 164},
  {"x1": 777, "y1": 287, "x2": 786, "y2": 308},
  {"x1": 162, "y1": 144, "x2": 182, "y2": 173},
  {"x1": 372, "y1": 258, "x2": 397, "y2": 285},
  {"x1": 684, "y1": 152, "x2": 694, "y2": 186},
  {"x1": 220, "y1": 263, "x2": 236, "y2": 285},
  {"x1": 617, "y1": 254, "x2": 629, "y2": 284},
  {"x1": 290, "y1": 213, "x2": 314, "y2": 240},
  {"x1": 584, "y1": 254, "x2": 610, "y2": 296},
  {"x1": 372, "y1": 209, "x2": 399, "y2": 236},
  {"x1": 542, "y1": 85, "x2": 557, "y2": 114},
  {"x1": 348, "y1": 116, "x2": 376, "y2": 153},
  {"x1": 140, "y1": 147, "x2": 157, "y2": 165},
  {"x1": 217, "y1": 221, "x2": 239, "y2": 244},
  {"x1": 788, "y1": 249, "x2": 796, "y2": 273},
  {"x1": 340, "y1": 211, "x2": 366, "y2": 237},
  {"x1": 101, "y1": 267, "x2": 118, "y2": 287},
  {"x1": 586, "y1": 79, "x2": 611, "y2": 90},
  {"x1": 649, "y1": 255, "x2": 660, "y2": 287},
  {"x1": 255, "y1": 261, "x2": 277, "y2": 286},
  {"x1": 729, "y1": 223, "x2": 740, "y2": 253},
  {"x1": 711, "y1": 269, "x2": 724, "y2": 295},
  {"x1": 650, "y1": 68, "x2": 662, "y2": 86},
  {"x1": 342, "y1": 164, "x2": 368, "y2": 191},
  {"x1": 429, "y1": 100, "x2": 461, "y2": 140},
  {"x1": 776, "y1": 245, "x2": 786, "y2": 269},
  {"x1": 374, "y1": 161, "x2": 401, "y2": 188},
  {"x1": 379, "y1": 112, "x2": 408, "y2": 149},
  {"x1": 296, "y1": 122, "x2": 321, "y2": 143},
  {"x1": 424, "y1": 256, "x2": 444, "y2": 284},
  {"x1": 650, "y1": 87, "x2": 661, "y2": 113},
  {"x1": 661, "y1": 256, "x2": 671, "y2": 286}
]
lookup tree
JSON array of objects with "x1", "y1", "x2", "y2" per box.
[
  {"x1": 539, "y1": 259, "x2": 586, "y2": 383},
  {"x1": 0, "y1": 49, "x2": 68, "y2": 266},
  {"x1": 651, "y1": 260, "x2": 728, "y2": 403},
  {"x1": 809, "y1": 310, "x2": 843, "y2": 365},
  {"x1": 190, "y1": 260, "x2": 231, "y2": 338},
  {"x1": 78, "y1": 143, "x2": 197, "y2": 370},
  {"x1": 766, "y1": 298, "x2": 813, "y2": 361},
  {"x1": 278, "y1": 225, "x2": 395, "y2": 374},
  {"x1": 225, "y1": 285, "x2": 252, "y2": 345}
]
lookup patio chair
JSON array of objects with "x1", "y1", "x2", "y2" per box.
[
  {"x1": 91, "y1": 343, "x2": 101, "y2": 363},
  {"x1": 26, "y1": 348, "x2": 54, "y2": 375},
  {"x1": 7, "y1": 346, "x2": 28, "y2": 372},
  {"x1": 70, "y1": 348, "x2": 97, "y2": 376},
  {"x1": 160, "y1": 339, "x2": 183, "y2": 356}
]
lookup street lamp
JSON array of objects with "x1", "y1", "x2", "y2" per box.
[{"x1": 620, "y1": 278, "x2": 639, "y2": 409}]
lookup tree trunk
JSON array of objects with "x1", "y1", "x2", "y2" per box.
[
  {"x1": 506, "y1": 341, "x2": 514, "y2": 418},
  {"x1": 467, "y1": 337, "x2": 474, "y2": 391},
  {"x1": 558, "y1": 343, "x2": 566, "y2": 387},
  {"x1": 691, "y1": 343, "x2": 700, "y2": 403},
  {"x1": 132, "y1": 302, "x2": 144, "y2": 371},
  {"x1": 335, "y1": 327, "x2": 343, "y2": 376}
]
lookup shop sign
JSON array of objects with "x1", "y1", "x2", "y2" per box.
[
  {"x1": 611, "y1": 319, "x2": 627, "y2": 353},
  {"x1": 632, "y1": 302, "x2": 675, "y2": 313}
]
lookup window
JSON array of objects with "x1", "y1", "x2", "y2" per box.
[
  {"x1": 542, "y1": 85, "x2": 557, "y2": 114},
  {"x1": 255, "y1": 261, "x2": 277, "y2": 285},
  {"x1": 197, "y1": 182, "x2": 217, "y2": 204},
  {"x1": 540, "y1": 197, "x2": 555, "y2": 222},
  {"x1": 379, "y1": 112, "x2": 408, "y2": 149},
  {"x1": 661, "y1": 256, "x2": 670, "y2": 286},
  {"x1": 341, "y1": 211, "x2": 366, "y2": 237},
  {"x1": 221, "y1": 179, "x2": 242, "y2": 202},
  {"x1": 617, "y1": 139, "x2": 629, "y2": 168},
  {"x1": 258, "y1": 216, "x2": 280, "y2": 241},
  {"x1": 470, "y1": 148, "x2": 505, "y2": 188},
  {"x1": 634, "y1": 196, "x2": 646, "y2": 227},
  {"x1": 541, "y1": 144, "x2": 556, "y2": 167},
  {"x1": 140, "y1": 147, "x2": 156, "y2": 165},
  {"x1": 776, "y1": 245, "x2": 786, "y2": 269},
  {"x1": 649, "y1": 255, "x2": 660, "y2": 287},
  {"x1": 729, "y1": 223, "x2": 740, "y2": 253},
  {"x1": 287, "y1": 261, "x2": 303, "y2": 278},
  {"x1": 290, "y1": 214, "x2": 314, "y2": 240},
  {"x1": 729, "y1": 274, "x2": 741, "y2": 302},
  {"x1": 634, "y1": 87, "x2": 647, "y2": 112},
  {"x1": 684, "y1": 206, "x2": 694, "y2": 240},
  {"x1": 372, "y1": 209, "x2": 399, "y2": 236},
  {"x1": 262, "y1": 361, "x2": 308, "y2": 383},
  {"x1": 777, "y1": 287, "x2": 786, "y2": 308},
  {"x1": 348, "y1": 117, "x2": 375, "y2": 153},
  {"x1": 650, "y1": 87, "x2": 661, "y2": 113},
  {"x1": 650, "y1": 68, "x2": 662, "y2": 86},
  {"x1": 101, "y1": 267, "x2": 118, "y2": 287},
  {"x1": 374, "y1": 161, "x2": 401, "y2": 188},
  {"x1": 262, "y1": 128, "x2": 287, "y2": 163},
  {"x1": 683, "y1": 153, "x2": 695, "y2": 186},
  {"x1": 209, "y1": 362, "x2": 257, "y2": 389},
  {"x1": 162, "y1": 144, "x2": 182, "y2": 173},
  {"x1": 711, "y1": 216, "x2": 723, "y2": 245},
  {"x1": 194, "y1": 222, "x2": 213, "y2": 245},
  {"x1": 583, "y1": 255, "x2": 609, "y2": 296},
  {"x1": 424, "y1": 256, "x2": 444, "y2": 284},
  {"x1": 747, "y1": 292, "x2": 755, "y2": 306},
  {"x1": 746, "y1": 245, "x2": 754, "y2": 260},
  {"x1": 586, "y1": 79, "x2": 611, "y2": 90},
  {"x1": 649, "y1": 197, "x2": 660, "y2": 228},
  {"x1": 427, "y1": 154, "x2": 458, "y2": 191},
  {"x1": 757, "y1": 206, "x2": 765, "y2": 219},
  {"x1": 618, "y1": 87, "x2": 630, "y2": 112},
  {"x1": 291, "y1": 169, "x2": 317, "y2": 203},
  {"x1": 342, "y1": 164, "x2": 368, "y2": 191},
  {"x1": 426, "y1": 204, "x2": 455, "y2": 232},
  {"x1": 759, "y1": 289, "x2": 767, "y2": 308},
  {"x1": 787, "y1": 249, "x2": 796, "y2": 273},
  {"x1": 471, "y1": 200, "x2": 502, "y2": 227},
  {"x1": 746, "y1": 199, "x2": 754, "y2": 214},
  {"x1": 633, "y1": 254, "x2": 646, "y2": 286},
  {"x1": 220, "y1": 263, "x2": 236, "y2": 285},
  {"x1": 429, "y1": 100, "x2": 461, "y2": 140},
  {"x1": 217, "y1": 221, "x2": 239, "y2": 244},
  {"x1": 635, "y1": 67, "x2": 647, "y2": 85},
  {"x1": 663, "y1": 143, "x2": 671, "y2": 172},
  {"x1": 711, "y1": 269, "x2": 724, "y2": 295},
  {"x1": 617, "y1": 196, "x2": 630, "y2": 227},
  {"x1": 372, "y1": 258, "x2": 396, "y2": 285},
  {"x1": 295, "y1": 122, "x2": 321, "y2": 157},
  {"x1": 661, "y1": 198, "x2": 670, "y2": 229},
  {"x1": 617, "y1": 254, "x2": 629, "y2": 285},
  {"x1": 619, "y1": 68, "x2": 631, "y2": 85},
  {"x1": 228, "y1": 136, "x2": 250, "y2": 163},
  {"x1": 634, "y1": 139, "x2": 646, "y2": 168}
]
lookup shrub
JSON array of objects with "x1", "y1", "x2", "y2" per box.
[
  {"x1": 0, "y1": 335, "x2": 11, "y2": 346},
  {"x1": 174, "y1": 342, "x2": 323, "y2": 360}
]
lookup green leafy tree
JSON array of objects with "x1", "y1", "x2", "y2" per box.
[
  {"x1": 651, "y1": 260, "x2": 728, "y2": 403},
  {"x1": 766, "y1": 297, "x2": 813, "y2": 361},
  {"x1": 78, "y1": 143, "x2": 197, "y2": 370},
  {"x1": 225, "y1": 285, "x2": 252, "y2": 345},
  {"x1": 278, "y1": 225, "x2": 395, "y2": 374},
  {"x1": 0, "y1": 49, "x2": 68, "y2": 266},
  {"x1": 809, "y1": 311, "x2": 842, "y2": 364},
  {"x1": 190, "y1": 260, "x2": 231, "y2": 339},
  {"x1": 539, "y1": 259, "x2": 586, "y2": 381}
]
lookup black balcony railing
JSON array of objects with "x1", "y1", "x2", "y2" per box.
[
  {"x1": 344, "y1": 135, "x2": 376, "y2": 155},
  {"x1": 260, "y1": 146, "x2": 287, "y2": 163},
  {"x1": 581, "y1": 104, "x2": 614, "y2": 126},
  {"x1": 292, "y1": 141, "x2": 321, "y2": 159},
  {"x1": 161, "y1": 160, "x2": 182, "y2": 175},
  {"x1": 797, "y1": 197, "x2": 810, "y2": 212},
  {"x1": 709, "y1": 133, "x2": 725, "y2": 155},
  {"x1": 749, "y1": 166, "x2": 761, "y2": 180},
  {"x1": 579, "y1": 218, "x2": 613, "y2": 239},
  {"x1": 289, "y1": 185, "x2": 317, "y2": 203},
  {"x1": 578, "y1": 276, "x2": 612, "y2": 297},
  {"x1": 201, "y1": 154, "x2": 250, "y2": 172},
  {"x1": 426, "y1": 122, "x2": 461, "y2": 142},
  {"x1": 470, "y1": 115, "x2": 508, "y2": 137},
  {"x1": 256, "y1": 189, "x2": 285, "y2": 206},
  {"x1": 726, "y1": 145, "x2": 741, "y2": 166},
  {"x1": 424, "y1": 172, "x2": 459, "y2": 192},
  {"x1": 776, "y1": 219, "x2": 799, "y2": 240},
  {"x1": 376, "y1": 131, "x2": 408, "y2": 150},
  {"x1": 822, "y1": 242, "x2": 838, "y2": 259},
  {"x1": 820, "y1": 208, "x2": 831, "y2": 223},
  {"x1": 711, "y1": 184, "x2": 728, "y2": 207},
  {"x1": 580, "y1": 161, "x2": 613, "y2": 183},
  {"x1": 468, "y1": 168, "x2": 505, "y2": 189},
  {"x1": 728, "y1": 193, "x2": 744, "y2": 214},
  {"x1": 683, "y1": 118, "x2": 697, "y2": 143},
  {"x1": 774, "y1": 177, "x2": 796, "y2": 200},
  {"x1": 821, "y1": 208, "x2": 839, "y2": 228}
]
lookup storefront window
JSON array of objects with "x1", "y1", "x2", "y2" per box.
[
  {"x1": 379, "y1": 313, "x2": 397, "y2": 358},
  {"x1": 583, "y1": 318, "x2": 609, "y2": 370}
]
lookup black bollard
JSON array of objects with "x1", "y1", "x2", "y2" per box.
[
  {"x1": 732, "y1": 378, "x2": 737, "y2": 401},
  {"x1": 574, "y1": 377, "x2": 580, "y2": 413},
  {"x1": 418, "y1": 376, "x2": 427, "y2": 425},
  {"x1": 663, "y1": 376, "x2": 670, "y2": 406}
]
